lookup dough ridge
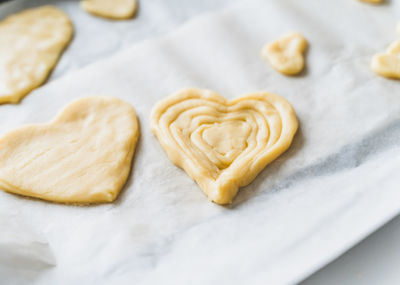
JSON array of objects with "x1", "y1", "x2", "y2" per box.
[{"x1": 151, "y1": 89, "x2": 298, "y2": 204}]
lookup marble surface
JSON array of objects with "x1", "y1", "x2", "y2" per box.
[
  {"x1": 1, "y1": 0, "x2": 400, "y2": 284},
  {"x1": 302, "y1": 213, "x2": 400, "y2": 285}
]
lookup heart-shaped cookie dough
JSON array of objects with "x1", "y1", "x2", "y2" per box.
[
  {"x1": 359, "y1": 0, "x2": 383, "y2": 4},
  {"x1": 0, "y1": 97, "x2": 139, "y2": 204},
  {"x1": 151, "y1": 89, "x2": 298, "y2": 205},
  {"x1": 262, "y1": 32, "x2": 308, "y2": 76},
  {"x1": 81, "y1": 0, "x2": 138, "y2": 20},
  {"x1": 0, "y1": 6, "x2": 73, "y2": 104},
  {"x1": 371, "y1": 40, "x2": 400, "y2": 79}
]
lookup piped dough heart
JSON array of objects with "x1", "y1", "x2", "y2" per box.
[
  {"x1": 151, "y1": 89, "x2": 298, "y2": 205},
  {"x1": 262, "y1": 32, "x2": 308, "y2": 76},
  {"x1": 81, "y1": 0, "x2": 138, "y2": 20},
  {"x1": 371, "y1": 40, "x2": 400, "y2": 79},
  {"x1": 0, "y1": 97, "x2": 139, "y2": 204},
  {"x1": 0, "y1": 6, "x2": 73, "y2": 104}
]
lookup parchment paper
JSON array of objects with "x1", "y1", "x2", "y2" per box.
[
  {"x1": 0, "y1": 0, "x2": 231, "y2": 81},
  {"x1": 1, "y1": 0, "x2": 400, "y2": 284}
]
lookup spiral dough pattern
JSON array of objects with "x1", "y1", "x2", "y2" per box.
[{"x1": 151, "y1": 89, "x2": 298, "y2": 204}]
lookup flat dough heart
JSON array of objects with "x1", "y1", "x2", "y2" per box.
[
  {"x1": 0, "y1": 6, "x2": 73, "y2": 104},
  {"x1": 371, "y1": 40, "x2": 400, "y2": 79},
  {"x1": 81, "y1": 0, "x2": 138, "y2": 20},
  {"x1": 0, "y1": 97, "x2": 139, "y2": 204},
  {"x1": 262, "y1": 32, "x2": 308, "y2": 76},
  {"x1": 151, "y1": 89, "x2": 298, "y2": 205}
]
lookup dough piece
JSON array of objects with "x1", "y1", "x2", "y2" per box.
[
  {"x1": 396, "y1": 22, "x2": 400, "y2": 36},
  {"x1": 371, "y1": 40, "x2": 400, "y2": 79},
  {"x1": 0, "y1": 6, "x2": 73, "y2": 104},
  {"x1": 0, "y1": 97, "x2": 139, "y2": 204},
  {"x1": 359, "y1": 0, "x2": 383, "y2": 4},
  {"x1": 262, "y1": 32, "x2": 308, "y2": 76},
  {"x1": 81, "y1": 0, "x2": 138, "y2": 20},
  {"x1": 151, "y1": 89, "x2": 298, "y2": 205}
]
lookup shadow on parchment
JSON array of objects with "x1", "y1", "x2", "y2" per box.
[
  {"x1": 229, "y1": 124, "x2": 305, "y2": 209},
  {"x1": 231, "y1": 115, "x2": 400, "y2": 209}
]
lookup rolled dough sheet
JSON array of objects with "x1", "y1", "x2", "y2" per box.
[
  {"x1": 0, "y1": 97, "x2": 139, "y2": 204},
  {"x1": 0, "y1": 5, "x2": 73, "y2": 104},
  {"x1": 80, "y1": 0, "x2": 138, "y2": 20}
]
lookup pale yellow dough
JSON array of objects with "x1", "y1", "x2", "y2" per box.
[
  {"x1": 0, "y1": 6, "x2": 73, "y2": 104},
  {"x1": 262, "y1": 32, "x2": 308, "y2": 76},
  {"x1": 371, "y1": 40, "x2": 400, "y2": 79},
  {"x1": 151, "y1": 89, "x2": 298, "y2": 205},
  {"x1": 0, "y1": 97, "x2": 139, "y2": 204},
  {"x1": 359, "y1": 0, "x2": 383, "y2": 4},
  {"x1": 81, "y1": 0, "x2": 138, "y2": 20}
]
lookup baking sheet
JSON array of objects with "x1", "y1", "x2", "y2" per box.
[{"x1": 1, "y1": 0, "x2": 400, "y2": 284}]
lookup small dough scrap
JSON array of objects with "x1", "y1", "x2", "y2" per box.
[
  {"x1": 371, "y1": 40, "x2": 400, "y2": 79},
  {"x1": 81, "y1": 0, "x2": 138, "y2": 20},
  {"x1": 0, "y1": 97, "x2": 139, "y2": 204},
  {"x1": 151, "y1": 89, "x2": 298, "y2": 205},
  {"x1": 262, "y1": 32, "x2": 308, "y2": 76},
  {"x1": 359, "y1": 0, "x2": 383, "y2": 4},
  {"x1": 0, "y1": 6, "x2": 73, "y2": 104}
]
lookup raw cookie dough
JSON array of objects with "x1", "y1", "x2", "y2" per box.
[
  {"x1": 262, "y1": 32, "x2": 308, "y2": 76},
  {"x1": 151, "y1": 89, "x2": 298, "y2": 205},
  {"x1": 0, "y1": 6, "x2": 73, "y2": 104},
  {"x1": 81, "y1": 0, "x2": 138, "y2": 20},
  {"x1": 371, "y1": 40, "x2": 400, "y2": 79},
  {"x1": 0, "y1": 97, "x2": 139, "y2": 204},
  {"x1": 359, "y1": 0, "x2": 383, "y2": 4}
]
